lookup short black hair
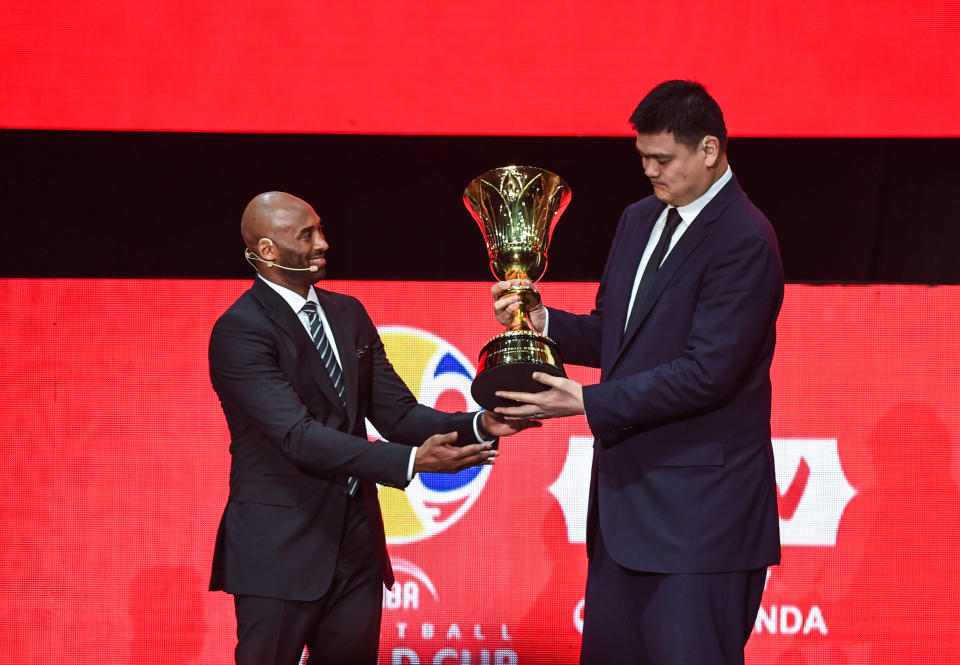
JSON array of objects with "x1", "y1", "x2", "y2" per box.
[{"x1": 629, "y1": 80, "x2": 727, "y2": 151}]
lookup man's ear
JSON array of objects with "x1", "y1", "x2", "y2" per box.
[
  {"x1": 258, "y1": 237, "x2": 276, "y2": 260},
  {"x1": 702, "y1": 135, "x2": 720, "y2": 167}
]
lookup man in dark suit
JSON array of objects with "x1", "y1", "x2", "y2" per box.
[
  {"x1": 209, "y1": 191, "x2": 533, "y2": 665},
  {"x1": 493, "y1": 81, "x2": 783, "y2": 664}
]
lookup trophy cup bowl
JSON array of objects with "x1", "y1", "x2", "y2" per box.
[{"x1": 463, "y1": 165, "x2": 572, "y2": 410}]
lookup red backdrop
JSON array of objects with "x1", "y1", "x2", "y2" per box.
[
  {"x1": 2, "y1": 0, "x2": 958, "y2": 136},
  {"x1": 1, "y1": 280, "x2": 958, "y2": 664}
]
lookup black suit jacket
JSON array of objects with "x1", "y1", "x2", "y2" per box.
[
  {"x1": 208, "y1": 278, "x2": 479, "y2": 601},
  {"x1": 548, "y1": 175, "x2": 783, "y2": 574}
]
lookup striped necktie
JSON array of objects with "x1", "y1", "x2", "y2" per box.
[
  {"x1": 301, "y1": 301, "x2": 358, "y2": 496},
  {"x1": 301, "y1": 301, "x2": 347, "y2": 406}
]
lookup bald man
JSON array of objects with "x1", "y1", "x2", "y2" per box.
[{"x1": 209, "y1": 192, "x2": 533, "y2": 664}]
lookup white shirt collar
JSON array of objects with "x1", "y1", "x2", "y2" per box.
[
  {"x1": 257, "y1": 274, "x2": 319, "y2": 313},
  {"x1": 675, "y1": 165, "x2": 732, "y2": 223}
]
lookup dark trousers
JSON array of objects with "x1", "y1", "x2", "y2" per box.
[
  {"x1": 233, "y1": 497, "x2": 383, "y2": 665},
  {"x1": 580, "y1": 529, "x2": 766, "y2": 665}
]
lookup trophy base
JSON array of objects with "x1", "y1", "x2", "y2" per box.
[{"x1": 471, "y1": 330, "x2": 565, "y2": 410}]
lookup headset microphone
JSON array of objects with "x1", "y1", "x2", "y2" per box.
[{"x1": 244, "y1": 248, "x2": 320, "y2": 272}]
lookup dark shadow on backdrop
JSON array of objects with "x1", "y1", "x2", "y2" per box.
[{"x1": 2, "y1": 131, "x2": 958, "y2": 283}]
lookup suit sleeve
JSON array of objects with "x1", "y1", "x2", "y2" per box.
[
  {"x1": 209, "y1": 312, "x2": 413, "y2": 487},
  {"x1": 582, "y1": 229, "x2": 783, "y2": 437},
  {"x1": 354, "y1": 303, "x2": 481, "y2": 447},
  {"x1": 545, "y1": 207, "x2": 634, "y2": 368}
]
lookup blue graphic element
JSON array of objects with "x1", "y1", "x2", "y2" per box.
[
  {"x1": 421, "y1": 466, "x2": 482, "y2": 492},
  {"x1": 433, "y1": 352, "x2": 471, "y2": 380},
  {"x1": 418, "y1": 350, "x2": 480, "y2": 492}
]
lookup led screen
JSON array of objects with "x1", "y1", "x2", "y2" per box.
[
  {"x1": 1, "y1": 280, "x2": 958, "y2": 663},
  {"x1": 2, "y1": 1, "x2": 958, "y2": 136}
]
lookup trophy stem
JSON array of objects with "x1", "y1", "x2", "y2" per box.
[
  {"x1": 504, "y1": 268, "x2": 530, "y2": 281},
  {"x1": 507, "y1": 302, "x2": 528, "y2": 332},
  {"x1": 499, "y1": 283, "x2": 542, "y2": 327},
  {"x1": 498, "y1": 284, "x2": 542, "y2": 333}
]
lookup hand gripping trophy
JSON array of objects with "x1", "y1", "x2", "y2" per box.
[{"x1": 463, "y1": 165, "x2": 572, "y2": 410}]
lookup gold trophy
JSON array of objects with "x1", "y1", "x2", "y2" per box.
[{"x1": 463, "y1": 165, "x2": 571, "y2": 409}]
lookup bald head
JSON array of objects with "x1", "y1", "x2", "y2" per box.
[
  {"x1": 241, "y1": 191, "x2": 313, "y2": 248},
  {"x1": 240, "y1": 191, "x2": 329, "y2": 294}
]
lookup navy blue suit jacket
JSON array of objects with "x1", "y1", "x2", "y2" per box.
[
  {"x1": 548, "y1": 175, "x2": 783, "y2": 574},
  {"x1": 208, "y1": 278, "x2": 478, "y2": 601}
]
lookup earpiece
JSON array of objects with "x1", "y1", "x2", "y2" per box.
[{"x1": 243, "y1": 247, "x2": 319, "y2": 272}]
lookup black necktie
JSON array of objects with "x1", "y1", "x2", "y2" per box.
[
  {"x1": 301, "y1": 301, "x2": 358, "y2": 496},
  {"x1": 626, "y1": 207, "x2": 683, "y2": 331}
]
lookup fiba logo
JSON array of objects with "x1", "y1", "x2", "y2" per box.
[{"x1": 368, "y1": 326, "x2": 492, "y2": 545}]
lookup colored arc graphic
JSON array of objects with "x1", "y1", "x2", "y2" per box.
[{"x1": 370, "y1": 327, "x2": 492, "y2": 544}]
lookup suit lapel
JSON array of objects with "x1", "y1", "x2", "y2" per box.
[
  {"x1": 618, "y1": 220, "x2": 709, "y2": 352},
  {"x1": 605, "y1": 205, "x2": 663, "y2": 356},
  {"x1": 315, "y1": 289, "x2": 359, "y2": 428},
  {"x1": 251, "y1": 279, "x2": 349, "y2": 420},
  {"x1": 612, "y1": 176, "x2": 744, "y2": 368}
]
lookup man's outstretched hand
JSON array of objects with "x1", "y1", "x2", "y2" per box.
[{"x1": 413, "y1": 432, "x2": 497, "y2": 474}]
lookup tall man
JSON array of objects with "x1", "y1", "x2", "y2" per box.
[
  {"x1": 209, "y1": 191, "x2": 532, "y2": 664},
  {"x1": 494, "y1": 81, "x2": 783, "y2": 664}
]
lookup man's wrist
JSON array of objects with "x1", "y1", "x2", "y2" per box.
[
  {"x1": 406, "y1": 447, "x2": 417, "y2": 480},
  {"x1": 474, "y1": 411, "x2": 496, "y2": 443}
]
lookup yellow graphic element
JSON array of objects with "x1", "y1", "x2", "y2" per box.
[
  {"x1": 378, "y1": 485, "x2": 424, "y2": 539},
  {"x1": 379, "y1": 331, "x2": 438, "y2": 402},
  {"x1": 376, "y1": 329, "x2": 439, "y2": 539}
]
